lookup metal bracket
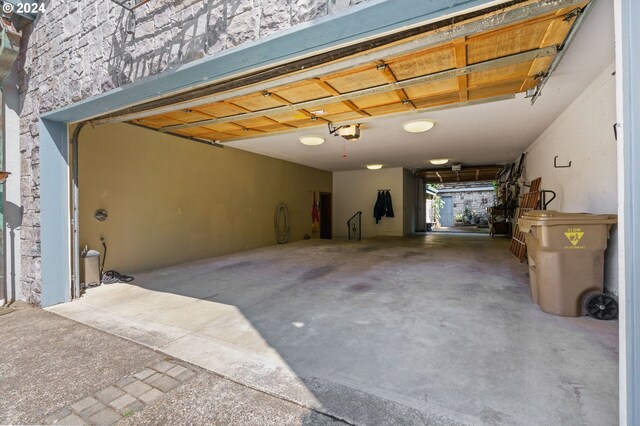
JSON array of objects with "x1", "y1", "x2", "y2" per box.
[
  {"x1": 554, "y1": 155, "x2": 572, "y2": 168},
  {"x1": 563, "y1": 7, "x2": 583, "y2": 22}
]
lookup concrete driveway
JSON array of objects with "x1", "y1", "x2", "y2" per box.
[
  {"x1": 0, "y1": 304, "x2": 347, "y2": 425},
  {"x1": 48, "y1": 235, "x2": 618, "y2": 425}
]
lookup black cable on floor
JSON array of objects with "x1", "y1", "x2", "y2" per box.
[
  {"x1": 100, "y1": 238, "x2": 134, "y2": 284},
  {"x1": 102, "y1": 270, "x2": 134, "y2": 284}
]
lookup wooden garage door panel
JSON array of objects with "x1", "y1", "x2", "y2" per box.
[
  {"x1": 273, "y1": 82, "x2": 333, "y2": 103},
  {"x1": 267, "y1": 110, "x2": 310, "y2": 123},
  {"x1": 223, "y1": 128, "x2": 266, "y2": 137},
  {"x1": 173, "y1": 127, "x2": 214, "y2": 137},
  {"x1": 309, "y1": 102, "x2": 354, "y2": 115},
  {"x1": 412, "y1": 92, "x2": 460, "y2": 108},
  {"x1": 123, "y1": 1, "x2": 589, "y2": 142},
  {"x1": 351, "y1": 92, "x2": 402, "y2": 109},
  {"x1": 253, "y1": 123, "x2": 296, "y2": 132},
  {"x1": 194, "y1": 102, "x2": 247, "y2": 117},
  {"x1": 233, "y1": 116, "x2": 278, "y2": 128},
  {"x1": 468, "y1": 62, "x2": 533, "y2": 87},
  {"x1": 137, "y1": 116, "x2": 183, "y2": 128},
  {"x1": 324, "y1": 68, "x2": 390, "y2": 93},
  {"x1": 279, "y1": 118, "x2": 322, "y2": 128},
  {"x1": 387, "y1": 46, "x2": 457, "y2": 81},
  {"x1": 403, "y1": 78, "x2": 460, "y2": 99},
  {"x1": 163, "y1": 109, "x2": 212, "y2": 123},
  {"x1": 201, "y1": 131, "x2": 237, "y2": 139},
  {"x1": 363, "y1": 102, "x2": 413, "y2": 116},
  {"x1": 230, "y1": 94, "x2": 286, "y2": 111},
  {"x1": 467, "y1": 18, "x2": 553, "y2": 64},
  {"x1": 321, "y1": 111, "x2": 365, "y2": 122},
  {"x1": 202, "y1": 122, "x2": 243, "y2": 133},
  {"x1": 468, "y1": 80, "x2": 525, "y2": 99}
]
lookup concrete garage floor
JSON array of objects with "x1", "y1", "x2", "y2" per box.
[{"x1": 50, "y1": 234, "x2": 618, "y2": 425}]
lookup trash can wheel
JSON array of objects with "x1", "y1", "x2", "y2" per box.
[{"x1": 583, "y1": 292, "x2": 618, "y2": 320}]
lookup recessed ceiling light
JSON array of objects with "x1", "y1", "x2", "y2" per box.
[
  {"x1": 403, "y1": 119, "x2": 435, "y2": 133},
  {"x1": 430, "y1": 158, "x2": 449, "y2": 165},
  {"x1": 299, "y1": 136, "x2": 324, "y2": 146},
  {"x1": 366, "y1": 164, "x2": 383, "y2": 170}
]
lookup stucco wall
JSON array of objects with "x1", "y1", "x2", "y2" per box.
[
  {"x1": 332, "y1": 167, "x2": 405, "y2": 238},
  {"x1": 78, "y1": 123, "x2": 331, "y2": 275},
  {"x1": 523, "y1": 63, "x2": 618, "y2": 294},
  {"x1": 12, "y1": 0, "x2": 369, "y2": 304}
]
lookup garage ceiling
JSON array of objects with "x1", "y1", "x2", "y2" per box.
[{"x1": 128, "y1": 0, "x2": 588, "y2": 143}]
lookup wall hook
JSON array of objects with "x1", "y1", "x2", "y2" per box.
[{"x1": 554, "y1": 156, "x2": 572, "y2": 168}]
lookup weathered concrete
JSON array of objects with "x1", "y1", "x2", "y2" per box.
[
  {"x1": 0, "y1": 303, "x2": 354, "y2": 425},
  {"x1": 0, "y1": 304, "x2": 163, "y2": 424},
  {"x1": 49, "y1": 235, "x2": 619, "y2": 425}
]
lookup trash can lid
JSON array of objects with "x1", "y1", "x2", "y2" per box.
[
  {"x1": 520, "y1": 210, "x2": 617, "y2": 227},
  {"x1": 82, "y1": 249, "x2": 100, "y2": 257}
]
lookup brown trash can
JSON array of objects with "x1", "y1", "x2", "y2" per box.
[{"x1": 518, "y1": 211, "x2": 617, "y2": 317}]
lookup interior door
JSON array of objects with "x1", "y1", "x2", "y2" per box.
[{"x1": 320, "y1": 192, "x2": 332, "y2": 239}]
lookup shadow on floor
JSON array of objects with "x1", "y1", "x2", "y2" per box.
[{"x1": 50, "y1": 234, "x2": 619, "y2": 425}]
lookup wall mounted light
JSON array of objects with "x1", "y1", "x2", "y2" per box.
[
  {"x1": 366, "y1": 164, "x2": 383, "y2": 170},
  {"x1": 430, "y1": 158, "x2": 449, "y2": 165},
  {"x1": 299, "y1": 136, "x2": 324, "y2": 146},
  {"x1": 403, "y1": 119, "x2": 435, "y2": 133}
]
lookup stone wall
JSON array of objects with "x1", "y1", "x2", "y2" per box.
[
  {"x1": 14, "y1": 0, "x2": 369, "y2": 304},
  {"x1": 439, "y1": 189, "x2": 495, "y2": 224},
  {"x1": 449, "y1": 190, "x2": 495, "y2": 219}
]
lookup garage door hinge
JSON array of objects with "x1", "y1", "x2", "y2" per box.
[{"x1": 563, "y1": 8, "x2": 583, "y2": 22}]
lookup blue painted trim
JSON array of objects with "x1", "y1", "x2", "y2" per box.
[
  {"x1": 39, "y1": 119, "x2": 70, "y2": 306},
  {"x1": 621, "y1": 0, "x2": 640, "y2": 423},
  {"x1": 41, "y1": 0, "x2": 496, "y2": 123}
]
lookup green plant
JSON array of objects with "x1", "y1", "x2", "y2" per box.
[
  {"x1": 123, "y1": 409, "x2": 135, "y2": 418},
  {"x1": 432, "y1": 195, "x2": 445, "y2": 224}
]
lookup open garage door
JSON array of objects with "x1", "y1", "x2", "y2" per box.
[{"x1": 90, "y1": 0, "x2": 592, "y2": 143}]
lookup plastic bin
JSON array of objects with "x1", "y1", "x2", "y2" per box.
[
  {"x1": 518, "y1": 210, "x2": 617, "y2": 317},
  {"x1": 81, "y1": 249, "x2": 101, "y2": 287}
]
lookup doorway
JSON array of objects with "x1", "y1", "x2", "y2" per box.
[{"x1": 320, "y1": 192, "x2": 332, "y2": 239}]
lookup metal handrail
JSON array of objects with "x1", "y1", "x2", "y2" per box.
[{"x1": 347, "y1": 211, "x2": 362, "y2": 241}]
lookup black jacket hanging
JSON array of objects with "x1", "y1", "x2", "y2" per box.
[
  {"x1": 384, "y1": 191, "x2": 394, "y2": 217},
  {"x1": 374, "y1": 191, "x2": 385, "y2": 223}
]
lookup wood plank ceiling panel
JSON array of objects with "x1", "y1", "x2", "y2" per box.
[{"x1": 139, "y1": 1, "x2": 588, "y2": 143}]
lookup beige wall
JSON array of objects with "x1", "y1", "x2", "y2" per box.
[
  {"x1": 332, "y1": 168, "x2": 405, "y2": 238},
  {"x1": 78, "y1": 123, "x2": 332, "y2": 274}
]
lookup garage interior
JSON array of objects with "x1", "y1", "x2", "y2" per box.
[{"x1": 49, "y1": 0, "x2": 619, "y2": 424}]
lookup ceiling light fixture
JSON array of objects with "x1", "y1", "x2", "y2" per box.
[
  {"x1": 403, "y1": 119, "x2": 435, "y2": 133},
  {"x1": 430, "y1": 158, "x2": 449, "y2": 165},
  {"x1": 366, "y1": 164, "x2": 383, "y2": 170},
  {"x1": 299, "y1": 136, "x2": 325, "y2": 146}
]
